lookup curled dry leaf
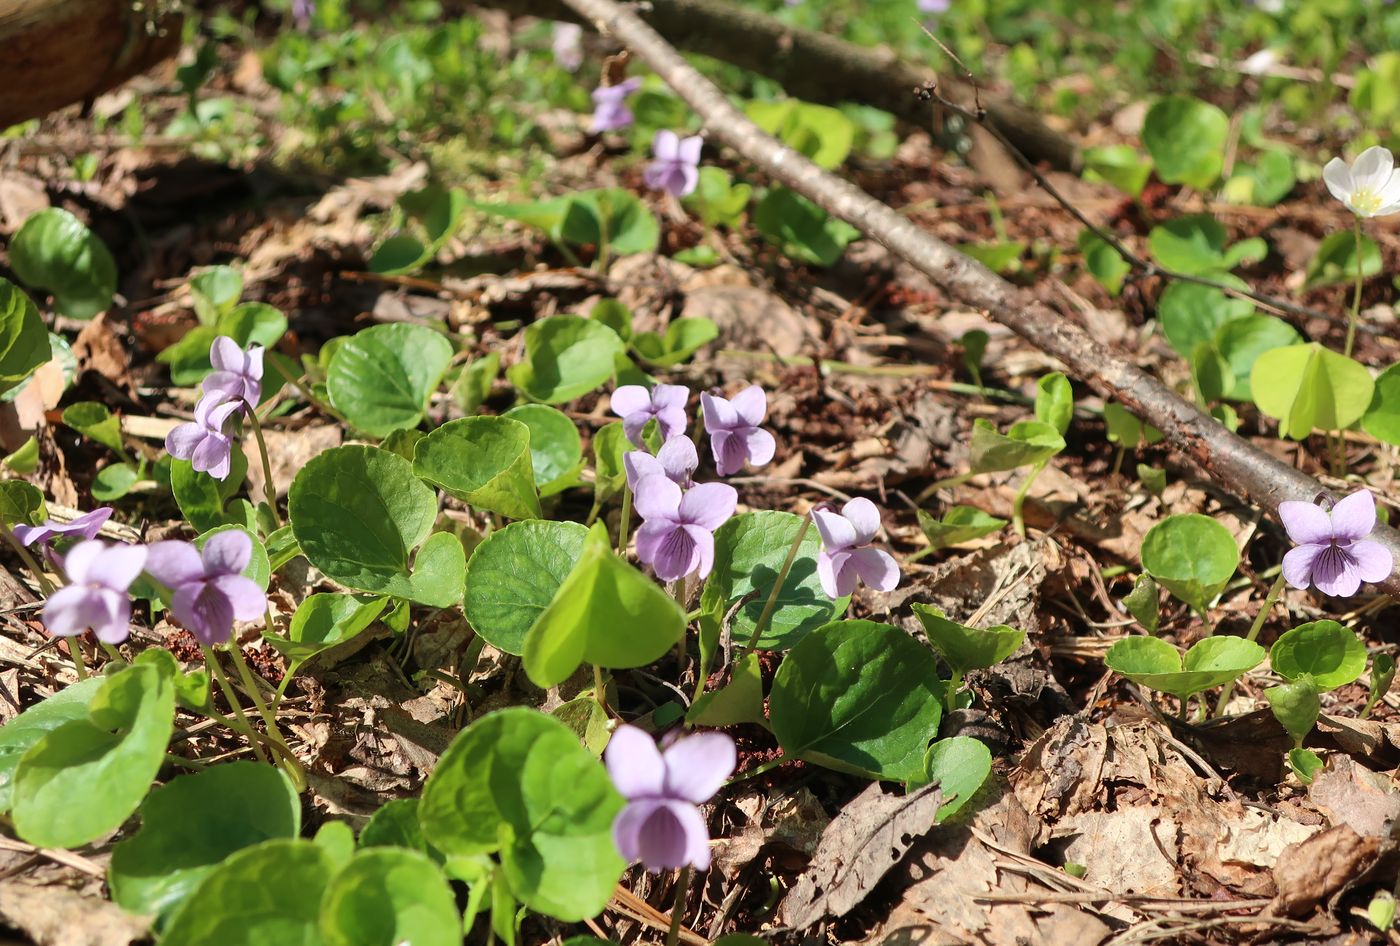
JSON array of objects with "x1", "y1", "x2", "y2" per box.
[{"x1": 1270, "y1": 824, "x2": 1380, "y2": 917}]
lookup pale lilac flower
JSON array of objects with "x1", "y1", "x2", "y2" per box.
[
  {"x1": 552, "y1": 22, "x2": 584, "y2": 71},
  {"x1": 591, "y1": 78, "x2": 642, "y2": 133},
  {"x1": 145, "y1": 531, "x2": 266, "y2": 646},
  {"x1": 813, "y1": 498, "x2": 900, "y2": 599},
  {"x1": 633, "y1": 475, "x2": 736, "y2": 581},
  {"x1": 1323, "y1": 146, "x2": 1400, "y2": 218},
  {"x1": 700, "y1": 386, "x2": 775, "y2": 476},
  {"x1": 42, "y1": 540, "x2": 146, "y2": 644},
  {"x1": 292, "y1": 0, "x2": 315, "y2": 27},
  {"x1": 14, "y1": 507, "x2": 112, "y2": 548},
  {"x1": 1279, "y1": 490, "x2": 1393, "y2": 597},
  {"x1": 625, "y1": 436, "x2": 698, "y2": 491},
  {"x1": 643, "y1": 130, "x2": 702, "y2": 198},
  {"x1": 605, "y1": 725, "x2": 735, "y2": 872},
  {"x1": 204, "y1": 337, "x2": 263, "y2": 406},
  {"x1": 918, "y1": 0, "x2": 951, "y2": 12},
  {"x1": 611, "y1": 383, "x2": 690, "y2": 447},
  {"x1": 166, "y1": 392, "x2": 242, "y2": 481}
]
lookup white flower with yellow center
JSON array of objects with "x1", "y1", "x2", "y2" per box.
[{"x1": 1323, "y1": 145, "x2": 1400, "y2": 218}]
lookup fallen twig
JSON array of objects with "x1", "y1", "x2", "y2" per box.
[{"x1": 557, "y1": 0, "x2": 1400, "y2": 599}]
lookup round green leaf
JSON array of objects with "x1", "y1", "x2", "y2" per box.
[
  {"x1": 0, "y1": 676, "x2": 102, "y2": 812},
  {"x1": 321, "y1": 848, "x2": 461, "y2": 946},
  {"x1": 360, "y1": 798, "x2": 431, "y2": 855},
  {"x1": 916, "y1": 736, "x2": 992, "y2": 821},
  {"x1": 1213, "y1": 315, "x2": 1301, "y2": 401},
  {"x1": 418, "y1": 707, "x2": 625, "y2": 921},
  {"x1": 523, "y1": 524, "x2": 686, "y2": 686},
  {"x1": 1267, "y1": 679, "x2": 1320, "y2": 746},
  {"x1": 915, "y1": 506, "x2": 1007, "y2": 551},
  {"x1": 911, "y1": 605, "x2": 1023, "y2": 677},
  {"x1": 12, "y1": 661, "x2": 175, "y2": 848},
  {"x1": 160, "y1": 840, "x2": 336, "y2": 946},
  {"x1": 1362, "y1": 363, "x2": 1400, "y2": 445},
  {"x1": 1269, "y1": 620, "x2": 1367, "y2": 691},
  {"x1": 632, "y1": 317, "x2": 720, "y2": 368},
  {"x1": 560, "y1": 189, "x2": 660, "y2": 256},
  {"x1": 327, "y1": 323, "x2": 454, "y2": 437},
  {"x1": 109, "y1": 761, "x2": 300, "y2": 919},
  {"x1": 1141, "y1": 97, "x2": 1228, "y2": 189},
  {"x1": 9, "y1": 208, "x2": 117, "y2": 319},
  {"x1": 700, "y1": 511, "x2": 847, "y2": 650},
  {"x1": 0, "y1": 280, "x2": 52, "y2": 394},
  {"x1": 289, "y1": 445, "x2": 464, "y2": 606},
  {"x1": 412, "y1": 416, "x2": 541, "y2": 519},
  {"x1": 1250, "y1": 343, "x2": 1375, "y2": 440},
  {"x1": 369, "y1": 234, "x2": 429, "y2": 275},
  {"x1": 463, "y1": 520, "x2": 588, "y2": 655},
  {"x1": 770, "y1": 620, "x2": 943, "y2": 780},
  {"x1": 1140, "y1": 514, "x2": 1239, "y2": 615},
  {"x1": 1157, "y1": 280, "x2": 1255, "y2": 358},
  {"x1": 1105, "y1": 635, "x2": 1264, "y2": 700},
  {"x1": 505, "y1": 316, "x2": 626, "y2": 404},
  {"x1": 0, "y1": 480, "x2": 46, "y2": 528},
  {"x1": 504, "y1": 405, "x2": 583, "y2": 496}
]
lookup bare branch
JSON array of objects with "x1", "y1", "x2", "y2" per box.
[{"x1": 557, "y1": 0, "x2": 1400, "y2": 599}]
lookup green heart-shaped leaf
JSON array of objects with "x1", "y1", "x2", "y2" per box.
[
  {"x1": 1140, "y1": 513, "x2": 1239, "y2": 615},
  {"x1": 506, "y1": 316, "x2": 626, "y2": 405},
  {"x1": 9, "y1": 209, "x2": 117, "y2": 318},
  {"x1": 328, "y1": 323, "x2": 454, "y2": 437},
  {"x1": 413, "y1": 416, "x2": 541, "y2": 519},
  {"x1": 463, "y1": 520, "x2": 588, "y2": 656},
  {"x1": 911, "y1": 605, "x2": 1024, "y2": 677},
  {"x1": 1269, "y1": 620, "x2": 1367, "y2": 691}
]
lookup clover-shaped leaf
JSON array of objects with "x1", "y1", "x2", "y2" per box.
[
  {"x1": 1104, "y1": 635, "x2": 1264, "y2": 700},
  {"x1": 1269, "y1": 620, "x2": 1367, "y2": 691},
  {"x1": 968, "y1": 419, "x2": 1065, "y2": 473},
  {"x1": 1140, "y1": 514, "x2": 1239, "y2": 616},
  {"x1": 1250, "y1": 343, "x2": 1374, "y2": 440}
]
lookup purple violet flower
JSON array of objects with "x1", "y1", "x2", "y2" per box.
[
  {"x1": 625, "y1": 437, "x2": 698, "y2": 492},
  {"x1": 166, "y1": 392, "x2": 243, "y2": 481},
  {"x1": 813, "y1": 498, "x2": 900, "y2": 598},
  {"x1": 633, "y1": 475, "x2": 736, "y2": 581},
  {"x1": 605, "y1": 724, "x2": 736, "y2": 872},
  {"x1": 918, "y1": 0, "x2": 951, "y2": 13},
  {"x1": 611, "y1": 383, "x2": 690, "y2": 447},
  {"x1": 591, "y1": 78, "x2": 642, "y2": 133},
  {"x1": 14, "y1": 507, "x2": 113, "y2": 548},
  {"x1": 643, "y1": 130, "x2": 702, "y2": 198},
  {"x1": 700, "y1": 386, "x2": 775, "y2": 476},
  {"x1": 204, "y1": 336, "x2": 264, "y2": 406},
  {"x1": 42, "y1": 540, "x2": 146, "y2": 644},
  {"x1": 552, "y1": 22, "x2": 584, "y2": 72},
  {"x1": 145, "y1": 531, "x2": 267, "y2": 646},
  {"x1": 1279, "y1": 490, "x2": 1393, "y2": 597},
  {"x1": 292, "y1": 0, "x2": 315, "y2": 28}
]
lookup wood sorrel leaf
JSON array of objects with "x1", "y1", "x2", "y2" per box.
[
  {"x1": 413, "y1": 416, "x2": 541, "y2": 519},
  {"x1": 770, "y1": 620, "x2": 943, "y2": 781},
  {"x1": 700, "y1": 510, "x2": 847, "y2": 651},
  {"x1": 1362, "y1": 363, "x2": 1400, "y2": 446},
  {"x1": 463, "y1": 520, "x2": 588, "y2": 656},
  {"x1": 1269, "y1": 620, "x2": 1367, "y2": 691},
  {"x1": 1267, "y1": 678, "x2": 1320, "y2": 747},
  {"x1": 968, "y1": 419, "x2": 1064, "y2": 474},
  {"x1": 506, "y1": 315, "x2": 626, "y2": 405},
  {"x1": 915, "y1": 506, "x2": 1006, "y2": 552},
  {"x1": 909, "y1": 736, "x2": 992, "y2": 821},
  {"x1": 0, "y1": 676, "x2": 102, "y2": 812},
  {"x1": 12, "y1": 659, "x2": 175, "y2": 848},
  {"x1": 9, "y1": 208, "x2": 117, "y2": 318},
  {"x1": 327, "y1": 323, "x2": 454, "y2": 437},
  {"x1": 160, "y1": 840, "x2": 336, "y2": 946},
  {"x1": 289, "y1": 444, "x2": 465, "y2": 606},
  {"x1": 1139, "y1": 513, "x2": 1239, "y2": 616},
  {"x1": 320, "y1": 848, "x2": 461, "y2": 946},
  {"x1": 1213, "y1": 314, "x2": 1300, "y2": 401},
  {"x1": 503, "y1": 405, "x2": 583, "y2": 497},
  {"x1": 1251, "y1": 342, "x2": 1375, "y2": 440},
  {"x1": 522, "y1": 523, "x2": 685, "y2": 686},
  {"x1": 0, "y1": 279, "x2": 56, "y2": 395},
  {"x1": 1104, "y1": 635, "x2": 1264, "y2": 700},
  {"x1": 911, "y1": 605, "x2": 1024, "y2": 677},
  {"x1": 1141, "y1": 98, "x2": 1228, "y2": 190},
  {"x1": 418, "y1": 707, "x2": 625, "y2": 921},
  {"x1": 1034, "y1": 372, "x2": 1073, "y2": 436},
  {"x1": 109, "y1": 761, "x2": 300, "y2": 920}
]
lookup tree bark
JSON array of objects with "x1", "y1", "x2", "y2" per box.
[
  {"x1": 557, "y1": 0, "x2": 1400, "y2": 600},
  {"x1": 466, "y1": 0, "x2": 1079, "y2": 174},
  {"x1": 0, "y1": 0, "x2": 182, "y2": 128}
]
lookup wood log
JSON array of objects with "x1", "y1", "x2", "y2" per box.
[{"x1": 0, "y1": 0, "x2": 183, "y2": 128}]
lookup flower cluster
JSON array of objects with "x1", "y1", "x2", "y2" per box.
[{"x1": 166, "y1": 337, "x2": 264, "y2": 481}]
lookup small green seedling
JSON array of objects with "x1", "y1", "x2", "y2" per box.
[
  {"x1": 1266, "y1": 677, "x2": 1320, "y2": 748},
  {"x1": 1269, "y1": 621, "x2": 1367, "y2": 691},
  {"x1": 913, "y1": 604, "x2": 1024, "y2": 711},
  {"x1": 1105, "y1": 635, "x2": 1264, "y2": 717},
  {"x1": 1140, "y1": 514, "x2": 1240, "y2": 626}
]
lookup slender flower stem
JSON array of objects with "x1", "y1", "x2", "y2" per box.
[
  {"x1": 1012, "y1": 461, "x2": 1047, "y2": 537},
  {"x1": 226, "y1": 643, "x2": 305, "y2": 790},
  {"x1": 67, "y1": 636, "x2": 89, "y2": 681},
  {"x1": 202, "y1": 645, "x2": 273, "y2": 765},
  {"x1": 1213, "y1": 572, "x2": 1287, "y2": 718},
  {"x1": 281, "y1": 372, "x2": 350, "y2": 425},
  {"x1": 1, "y1": 527, "x2": 54, "y2": 596},
  {"x1": 245, "y1": 406, "x2": 283, "y2": 528},
  {"x1": 1345, "y1": 218, "x2": 1364, "y2": 358},
  {"x1": 617, "y1": 486, "x2": 633, "y2": 556},
  {"x1": 728, "y1": 753, "x2": 786, "y2": 784},
  {"x1": 914, "y1": 471, "x2": 976, "y2": 505},
  {"x1": 666, "y1": 866, "x2": 690, "y2": 946},
  {"x1": 100, "y1": 641, "x2": 127, "y2": 665},
  {"x1": 742, "y1": 513, "x2": 811, "y2": 656},
  {"x1": 594, "y1": 663, "x2": 607, "y2": 711}
]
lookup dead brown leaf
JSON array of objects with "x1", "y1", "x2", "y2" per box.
[
  {"x1": 71, "y1": 314, "x2": 135, "y2": 398},
  {"x1": 779, "y1": 781, "x2": 945, "y2": 930},
  {"x1": 712, "y1": 786, "x2": 829, "y2": 880},
  {"x1": 1270, "y1": 825, "x2": 1380, "y2": 917},
  {"x1": 0, "y1": 881, "x2": 148, "y2": 946},
  {"x1": 1309, "y1": 754, "x2": 1400, "y2": 839}
]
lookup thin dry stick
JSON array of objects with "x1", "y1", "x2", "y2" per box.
[{"x1": 559, "y1": 0, "x2": 1400, "y2": 599}]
